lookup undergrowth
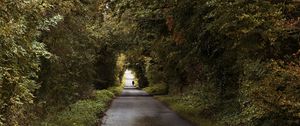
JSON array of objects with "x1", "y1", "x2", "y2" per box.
[
  {"x1": 154, "y1": 83, "x2": 218, "y2": 126},
  {"x1": 144, "y1": 83, "x2": 168, "y2": 95},
  {"x1": 36, "y1": 86, "x2": 122, "y2": 126},
  {"x1": 156, "y1": 95, "x2": 215, "y2": 126}
]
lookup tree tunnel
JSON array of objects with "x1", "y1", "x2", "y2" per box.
[{"x1": 1, "y1": 0, "x2": 300, "y2": 126}]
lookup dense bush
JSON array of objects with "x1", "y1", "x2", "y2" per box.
[
  {"x1": 0, "y1": 1, "x2": 62, "y2": 125},
  {"x1": 0, "y1": 0, "x2": 125, "y2": 125},
  {"x1": 147, "y1": 0, "x2": 300, "y2": 125}
]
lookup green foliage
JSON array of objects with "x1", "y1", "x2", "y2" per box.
[
  {"x1": 108, "y1": 85, "x2": 124, "y2": 96},
  {"x1": 153, "y1": 0, "x2": 299, "y2": 125},
  {"x1": 38, "y1": 89, "x2": 116, "y2": 126},
  {"x1": 109, "y1": 0, "x2": 300, "y2": 125},
  {"x1": 126, "y1": 53, "x2": 149, "y2": 88},
  {"x1": 1, "y1": 0, "x2": 300, "y2": 126},
  {"x1": 0, "y1": 0, "x2": 62, "y2": 125},
  {"x1": 0, "y1": 0, "x2": 125, "y2": 125},
  {"x1": 144, "y1": 83, "x2": 168, "y2": 95},
  {"x1": 225, "y1": 60, "x2": 300, "y2": 126},
  {"x1": 156, "y1": 95, "x2": 215, "y2": 126}
]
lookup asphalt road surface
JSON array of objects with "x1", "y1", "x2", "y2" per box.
[{"x1": 101, "y1": 71, "x2": 193, "y2": 126}]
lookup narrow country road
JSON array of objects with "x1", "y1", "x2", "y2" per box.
[{"x1": 101, "y1": 71, "x2": 194, "y2": 126}]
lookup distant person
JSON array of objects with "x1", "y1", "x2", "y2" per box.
[{"x1": 132, "y1": 81, "x2": 134, "y2": 86}]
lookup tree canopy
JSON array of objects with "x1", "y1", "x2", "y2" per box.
[{"x1": 1, "y1": 0, "x2": 300, "y2": 125}]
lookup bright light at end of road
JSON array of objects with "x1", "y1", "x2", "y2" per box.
[
  {"x1": 124, "y1": 70, "x2": 135, "y2": 87},
  {"x1": 124, "y1": 70, "x2": 134, "y2": 79}
]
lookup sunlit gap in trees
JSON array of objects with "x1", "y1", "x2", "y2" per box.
[{"x1": 124, "y1": 69, "x2": 135, "y2": 87}]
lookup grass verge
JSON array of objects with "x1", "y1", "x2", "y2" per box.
[
  {"x1": 143, "y1": 83, "x2": 168, "y2": 95},
  {"x1": 38, "y1": 86, "x2": 123, "y2": 126},
  {"x1": 155, "y1": 95, "x2": 215, "y2": 126}
]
